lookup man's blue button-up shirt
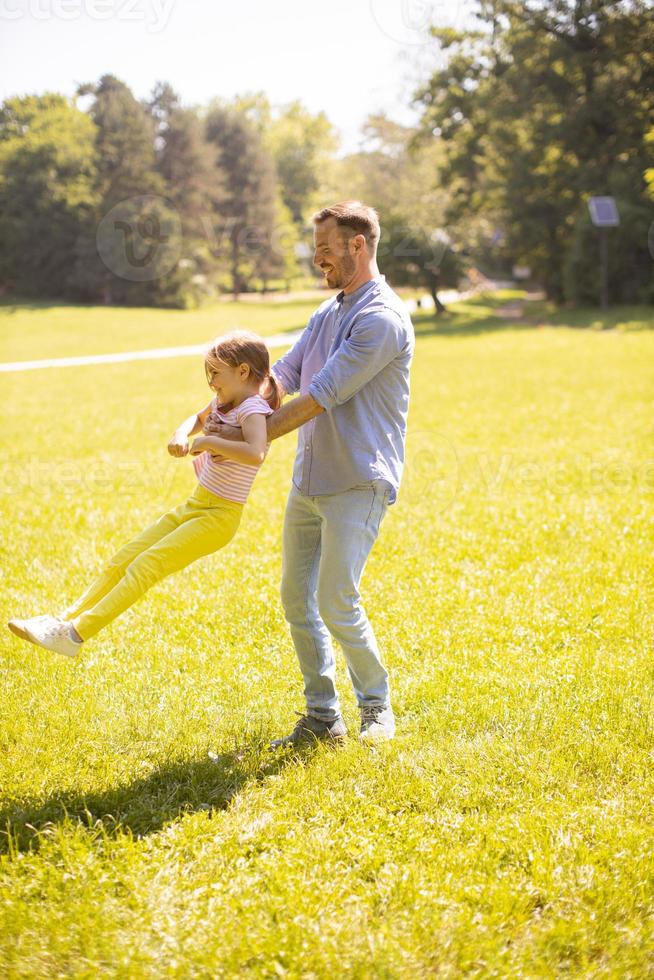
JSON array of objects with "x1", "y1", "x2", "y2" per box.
[{"x1": 271, "y1": 273, "x2": 415, "y2": 505}]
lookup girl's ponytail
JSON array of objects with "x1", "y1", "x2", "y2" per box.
[{"x1": 263, "y1": 370, "x2": 282, "y2": 411}]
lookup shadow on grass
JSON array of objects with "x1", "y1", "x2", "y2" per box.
[
  {"x1": 0, "y1": 297, "x2": 76, "y2": 313},
  {"x1": 413, "y1": 293, "x2": 654, "y2": 337},
  {"x1": 0, "y1": 294, "x2": 324, "y2": 316},
  {"x1": 414, "y1": 310, "x2": 535, "y2": 338},
  {"x1": 0, "y1": 737, "x2": 326, "y2": 854},
  {"x1": 4, "y1": 290, "x2": 650, "y2": 336}
]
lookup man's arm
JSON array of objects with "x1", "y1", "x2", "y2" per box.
[
  {"x1": 267, "y1": 393, "x2": 324, "y2": 440},
  {"x1": 307, "y1": 310, "x2": 405, "y2": 411},
  {"x1": 203, "y1": 394, "x2": 324, "y2": 445},
  {"x1": 204, "y1": 311, "x2": 404, "y2": 445},
  {"x1": 202, "y1": 310, "x2": 404, "y2": 445}
]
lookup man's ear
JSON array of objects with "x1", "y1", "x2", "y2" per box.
[{"x1": 351, "y1": 233, "x2": 366, "y2": 256}]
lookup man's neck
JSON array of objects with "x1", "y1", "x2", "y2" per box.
[{"x1": 342, "y1": 264, "x2": 380, "y2": 296}]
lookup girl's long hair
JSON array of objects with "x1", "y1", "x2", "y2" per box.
[{"x1": 204, "y1": 330, "x2": 282, "y2": 412}]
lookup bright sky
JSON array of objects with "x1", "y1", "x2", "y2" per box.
[{"x1": 0, "y1": 0, "x2": 468, "y2": 153}]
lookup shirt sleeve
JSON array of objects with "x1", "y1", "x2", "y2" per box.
[
  {"x1": 308, "y1": 309, "x2": 405, "y2": 411},
  {"x1": 236, "y1": 397, "x2": 274, "y2": 424},
  {"x1": 270, "y1": 313, "x2": 317, "y2": 395}
]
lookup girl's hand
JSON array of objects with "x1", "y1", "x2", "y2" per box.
[
  {"x1": 191, "y1": 435, "x2": 225, "y2": 462},
  {"x1": 168, "y1": 432, "x2": 189, "y2": 457},
  {"x1": 189, "y1": 437, "x2": 206, "y2": 456}
]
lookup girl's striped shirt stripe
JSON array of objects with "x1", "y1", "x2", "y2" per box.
[{"x1": 192, "y1": 394, "x2": 273, "y2": 504}]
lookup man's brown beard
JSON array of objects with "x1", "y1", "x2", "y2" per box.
[{"x1": 333, "y1": 252, "x2": 356, "y2": 288}]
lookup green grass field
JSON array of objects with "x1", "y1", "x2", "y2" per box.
[{"x1": 1, "y1": 292, "x2": 653, "y2": 978}]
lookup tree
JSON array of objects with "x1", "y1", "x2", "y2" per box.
[
  {"x1": 205, "y1": 103, "x2": 278, "y2": 298},
  {"x1": 256, "y1": 195, "x2": 302, "y2": 293},
  {"x1": 265, "y1": 101, "x2": 338, "y2": 225},
  {"x1": 146, "y1": 82, "x2": 224, "y2": 306},
  {"x1": 324, "y1": 113, "x2": 467, "y2": 309},
  {"x1": 148, "y1": 82, "x2": 223, "y2": 241},
  {"x1": 228, "y1": 93, "x2": 338, "y2": 225},
  {"x1": 380, "y1": 214, "x2": 466, "y2": 312},
  {"x1": 412, "y1": 0, "x2": 654, "y2": 303},
  {"x1": 67, "y1": 74, "x2": 169, "y2": 305},
  {"x1": 0, "y1": 93, "x2": 98, "y2": 297}
]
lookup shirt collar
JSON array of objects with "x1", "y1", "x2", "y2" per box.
[{"x1": 336, "y1": 274, "x2": 385, "y2": 308}]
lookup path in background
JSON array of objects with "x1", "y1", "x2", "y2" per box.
[
  {"x1": 0, "y1": 329, "x2": 304, "y2": 374},
  {"x1": 0, "y1": 284, "x2": 503, "y2": 374},
  {"x1": 494, "y1": 291, "x2": 546, "y2": 321}
]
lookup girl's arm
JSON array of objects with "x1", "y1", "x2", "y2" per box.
[
  {"x1": 168, "y1": 400, "x2": 214, "y2": 457},
  {"x1": 190, "y1": 412, "x2": 268, "y2": 466}
]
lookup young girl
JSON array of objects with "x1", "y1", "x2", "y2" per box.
[{"x1": 8, "y1": 330, "x2": 280, "y2": 659}]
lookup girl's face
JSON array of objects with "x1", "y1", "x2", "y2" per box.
[{"x1": 206, "y1": 359, "x2": 251, "y2": 403}]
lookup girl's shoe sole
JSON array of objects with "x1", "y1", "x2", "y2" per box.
[{"x1": 8, "y1": 620, "x2": 31, "y2": 641}]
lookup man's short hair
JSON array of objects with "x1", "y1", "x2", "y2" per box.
[{"x1": 312, "y1": 200, "x2": 381, "y2": 252}]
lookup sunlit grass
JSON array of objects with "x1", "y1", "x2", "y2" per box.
[
  {"x1": 0, "y1": 295, "x2": 320, "y2": 363},
  {"x1": 1, "y1": 296, "x2": 653, "y2": 977}
]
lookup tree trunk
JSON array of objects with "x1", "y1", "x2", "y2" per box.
[
  {"x1": 231, "y1": 236, "x2": 240, "y2": 300},
  {"x1": 429, "y1": 277, "x2": 447, "y2": 315}
]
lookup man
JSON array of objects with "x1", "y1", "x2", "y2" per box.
[{"x1": 205, "y1": 201, "x2": 415, "y2": 746}]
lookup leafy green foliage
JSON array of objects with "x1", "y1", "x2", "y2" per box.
[
  {"x1": 0, "y1": 94, "x2": 99, "y2": 296},
  {"x1": 413, "y1": 0, "x2": 654, "y2": 302}
]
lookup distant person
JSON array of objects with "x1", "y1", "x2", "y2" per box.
[
  {"x1": 205, "y1": 201, "x2": 415, "y2": 746},
  {"x1": 8, "y1": 332, "x2": 279, "y2": 656}
]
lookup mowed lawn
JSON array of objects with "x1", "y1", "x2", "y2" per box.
[{"x1": 0, "y1": 293, "x2": 653, "y2": 978}]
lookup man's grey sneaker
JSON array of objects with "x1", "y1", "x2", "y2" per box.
[
  {"x1": 269, "y1": 710, "x2": 347, "y2": 749},
  {"x1": 359, "y1": 705, "x2": 396, "y2": 741}
]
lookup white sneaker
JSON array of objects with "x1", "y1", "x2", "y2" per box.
[
  {"x1": 22, "y1": 616, "x2": 83, "y2": 659},
  {"x1": 359, "y1": 705, "x2": 396, "y2": 741},
  {"x1": 8, "y1": 614, "x2": 51, "y2": 642}
]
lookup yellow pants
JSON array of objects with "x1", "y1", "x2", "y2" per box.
[{"x1": 62, "y1": 484, "x2": 243, "y2": 641}]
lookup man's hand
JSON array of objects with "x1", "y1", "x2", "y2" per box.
[
  {"x1": 203, "y1": 414, "x2": 242, "y2": 441},
  {"x1": 202, "y1": 412, "x2": 222, "y2": 434},
  {"x1": 168, "y1": 431, "x2": 189, "y2": 457}
]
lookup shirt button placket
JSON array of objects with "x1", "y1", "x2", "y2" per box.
[{"x1": 304, "y1": 441, "x2": 313, "y2": 494}]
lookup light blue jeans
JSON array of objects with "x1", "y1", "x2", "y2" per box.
[{"x1": 280, "y1": 478, "x2": 392, "y2": 722}]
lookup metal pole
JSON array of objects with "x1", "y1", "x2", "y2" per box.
[{"x1": 600, "y1": 225, "x2": 608, "y2": 310}]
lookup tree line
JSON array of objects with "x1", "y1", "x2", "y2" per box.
[{"x1": 0, "y1": 0, "x2": 652, "y2": 309}]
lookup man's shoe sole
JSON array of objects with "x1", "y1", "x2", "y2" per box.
[{"x1": 270, "y1": 727, "x2": 348, "y2": 749}]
